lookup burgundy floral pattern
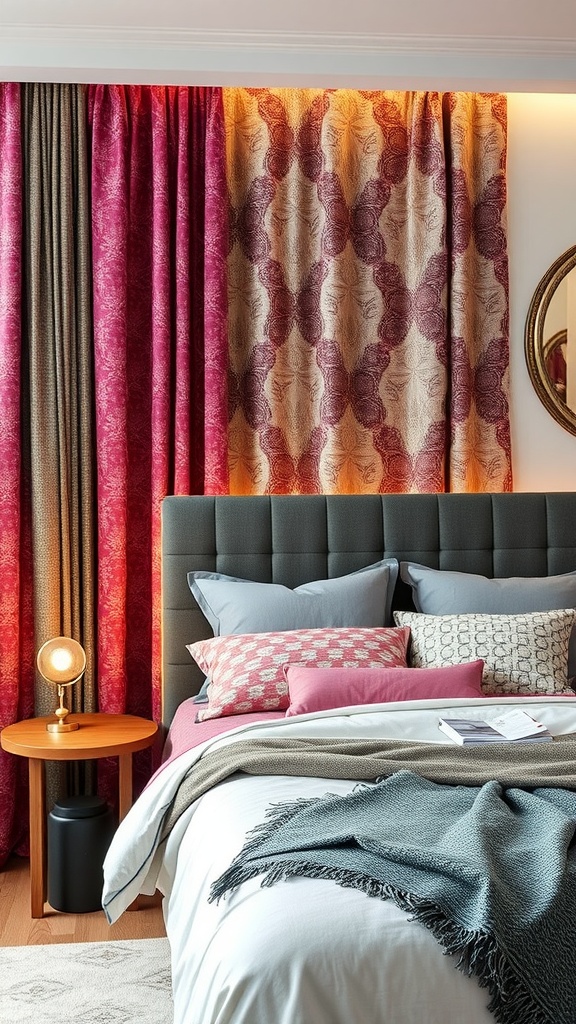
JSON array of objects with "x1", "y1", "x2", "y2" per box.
[
  {"x1": 224, "y1": 88, "x2": 511, "y2": 494},
  {"x1": 88, "y1": 86, "x2": 228, "y2": 748}
]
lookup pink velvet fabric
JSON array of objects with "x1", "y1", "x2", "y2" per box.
[
  {"x1": 284, "y1": 660, "x2": 486, "y2": 717},
  {"x1": 87, "y1": 87, "x2": 229, "y2": 797},
  {"x1": 0, "y1": 83, "x2": 35, "y2": 865}
]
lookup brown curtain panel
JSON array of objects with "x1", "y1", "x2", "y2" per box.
[
  {"x1": 224, "y1": 89, "x2": 511, "y2": 494},
  {"x1": 21, "y1": 84, "x2": 96, "y2": 741}
]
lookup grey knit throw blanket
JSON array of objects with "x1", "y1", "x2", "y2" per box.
[{"x1": 159, "y1": 735, "x2": 576, "y2": 1024}]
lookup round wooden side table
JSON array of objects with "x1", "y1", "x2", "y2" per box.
[{"x1": 1, "y1": 712, "x2": 158, "y2": 918}]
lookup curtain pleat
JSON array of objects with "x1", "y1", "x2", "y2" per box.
[
  {"x1": 203, "y1": 94, "x2": 230, "y2": 494},
  {"x1": 224, "y1": 88, "x2": 511, "y2": 494},
  {"x1": 87, "y1": 85, "x2": 228, "y2": 797},
  {"x1": 444, "y1": 92, "x2": 512, "y2": 491},
  {"x1": 0, "y1": 83, "x2": 35, "y2": 866},
  {"x1": 21, "y1": 83, "x2": 97, "y2": 796}
]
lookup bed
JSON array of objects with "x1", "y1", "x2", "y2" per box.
[{"x1": 103, "y1": 493, "x2": 576, "y2": 1024}]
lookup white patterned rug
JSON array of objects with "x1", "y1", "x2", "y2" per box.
[{"x1": 0, "y1": 937, "x2": 172, "y2": 1024}]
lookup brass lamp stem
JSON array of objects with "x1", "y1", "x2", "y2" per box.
[{"x1": 46, "y1": 683, "x2": 79, "y2": 733}]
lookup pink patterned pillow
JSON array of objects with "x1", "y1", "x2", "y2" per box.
[
  {"x1": 188, "y1": 626, "x2": 410, "y2": 722},
  {"x1": 284, "y1": 660, "x2": 485, "y2": 717}
]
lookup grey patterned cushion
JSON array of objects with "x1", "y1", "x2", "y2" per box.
[
  {"x1": 400, "y1": 562, "x2": 576, "y2": 678},
  {"x1": 394, "y1": 608, "x2": 576, "y2": 695}
]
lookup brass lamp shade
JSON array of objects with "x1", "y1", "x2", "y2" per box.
[{"x1": 37, "y1": 636, "x2": 86, "y2": 733}]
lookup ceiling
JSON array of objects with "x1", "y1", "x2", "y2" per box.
[{"x1": 1, "y1": 0, "x2": 576, "y2": 91}]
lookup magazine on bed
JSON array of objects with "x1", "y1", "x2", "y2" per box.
[{"x1": 438, "y1": 709, "x2": 553, "y2": 745}]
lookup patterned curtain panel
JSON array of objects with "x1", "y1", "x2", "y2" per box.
[
  {"x1": 87, "y1": 85, "x2": 228, "y2": 752},
  {"x1": 224, "y1": 89, "x2": 511, "y2": 494},
  {"x1": 0, "y1": 83, "x2": 35, "y2": 866}
]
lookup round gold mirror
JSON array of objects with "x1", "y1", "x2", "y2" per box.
[{"x1": 525, "y1": 245, "x2": 576, "y2": 435}]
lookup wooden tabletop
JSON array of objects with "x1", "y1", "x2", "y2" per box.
[{"x1": 1, "y1": 712, "x2": 158, "y2": 761}]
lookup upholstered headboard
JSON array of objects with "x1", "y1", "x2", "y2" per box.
[{"x1": 161, "y1": 492, "x2": 576, "y2": 728}]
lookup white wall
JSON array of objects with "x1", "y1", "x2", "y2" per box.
[
  {"x1": 4, "y1": 0, "x2": 573, "y2": 37},
  {"x1": 507, "y1": 93, "x2": 576, "y2": 490},
  {"x1": 2, "y1": 1, "x2": 576, "y2": 91}
]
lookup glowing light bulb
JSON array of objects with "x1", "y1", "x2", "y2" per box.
[{"x1": 50, "y1": 647, "x2": 74, "y2": 673}]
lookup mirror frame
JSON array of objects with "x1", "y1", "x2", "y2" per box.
[{"x1": 525, "y1": 244, "x2": 576, "y2": 436}]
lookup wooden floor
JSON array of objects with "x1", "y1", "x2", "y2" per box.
[{"x1": 0, "y1": 855, "x2": 166, "y2": 946}]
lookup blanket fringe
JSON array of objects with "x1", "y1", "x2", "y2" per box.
[
  {"x1": 210, "y1": 792, "x2": 337, "y2": 877},
  {"x1": 209, "y1": 851, "x2": 553, "y2": 1024}
]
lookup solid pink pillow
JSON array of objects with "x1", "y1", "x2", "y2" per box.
[{"x1": 284, "y1": 659, "x2": 485, "y2": 717}]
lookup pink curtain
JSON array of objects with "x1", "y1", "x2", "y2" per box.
[
  {"x1": 87, "y1": 86, "x2": 228, "y2": 774},
  {"x1": 0, "y1": 83, "x2": 35, "y2": 865},
  {"x1": 224, "y1": 89, "x2": 511, "y2": 494}
]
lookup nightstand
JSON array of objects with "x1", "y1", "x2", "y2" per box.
[{"x1": 0, "y1": 712, "x2": 158, "y2": 918}]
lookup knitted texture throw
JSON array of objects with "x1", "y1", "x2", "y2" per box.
[{"x1": 210, "y1": 767, "x2": 576, "y2": 1024}]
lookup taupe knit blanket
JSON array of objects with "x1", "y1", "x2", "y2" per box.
[{"x1": 159, "y1": 733, "x2": 576, "y2": 846}]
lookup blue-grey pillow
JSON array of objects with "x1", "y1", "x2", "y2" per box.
[
  {"x1": 188, "y1": 559, "x2": 399, "y2": 638},
  {"x1": 400, "y1": 561, "x2": 576, "y2": 679},
  {"x1": 193, "y1": 680, "x2": 210, "y2": 704},
  {"x1": 189, "y1": 558, "x2": 399, "y2": 705}
]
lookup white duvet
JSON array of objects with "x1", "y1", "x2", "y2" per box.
[{"x1": 103, "y1": 695, "x2": 576, "y2": 1024}]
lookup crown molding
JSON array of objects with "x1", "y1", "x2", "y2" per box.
[{"x1": 1, "y1": 26, "x2": 576, "y2": 91}]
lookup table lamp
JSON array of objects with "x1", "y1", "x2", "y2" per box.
[{"x1": 37, "y1": 636, "x2": 86, "y2": 733}]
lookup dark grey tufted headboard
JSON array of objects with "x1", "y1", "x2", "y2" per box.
[{"x1": 161, "y1": 492, "x2": 576, "y2": 728}]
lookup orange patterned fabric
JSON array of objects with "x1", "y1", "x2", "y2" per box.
[{"x1": 224, "y1": 89, "x2": 511, "y2": 494}]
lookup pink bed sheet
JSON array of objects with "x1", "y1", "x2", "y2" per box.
[{"x1": 159, "y1": 699, "x2": 285, "y2": 773}]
